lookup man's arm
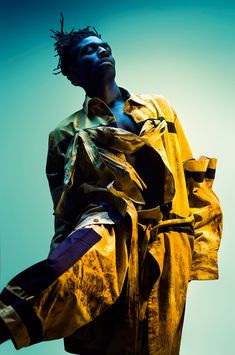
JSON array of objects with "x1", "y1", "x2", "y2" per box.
[
  {"x1": 174, "y1": 110, "x2": 223, "y2": 280},
  {"x1": 183, "y1": 156, "x2": 223, "y2": 280}
]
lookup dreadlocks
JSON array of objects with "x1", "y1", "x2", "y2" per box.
[{"x1": 50, "y1": 13, "x2": 102, "y2": 80}]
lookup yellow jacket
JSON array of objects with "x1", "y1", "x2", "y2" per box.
[{"x1": 45, "y1": 88, "x2": 222, "y2": 354}]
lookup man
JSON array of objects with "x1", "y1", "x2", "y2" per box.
[{"x1": 0, "y1": 15, "x2": 222, "y2": 354}]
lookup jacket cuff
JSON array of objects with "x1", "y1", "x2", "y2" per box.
[{"x1": 190, "y1": 249, "x2": 219, "y2": 280}]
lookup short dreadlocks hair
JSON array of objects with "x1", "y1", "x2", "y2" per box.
[{"x1": 51, "y1": 13, "x2": 102, "y2": 83}]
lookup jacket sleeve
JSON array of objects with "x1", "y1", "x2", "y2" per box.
[
  {"x1": 183, "y1": 156, "x2": 223, "y2": 280},
  {"x1": 46, "y1": 132, "x2": 73, "y2": 250},
  {"x1": 154, "y1": 96, "x2": 223, "y2": 281},
  {"x1": 172, "y1": 108, "x2": 223, "y2": 280}
]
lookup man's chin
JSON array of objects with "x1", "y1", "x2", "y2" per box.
[{"x1": 96, "y1": 68, "x2": 116, "y2": 82}]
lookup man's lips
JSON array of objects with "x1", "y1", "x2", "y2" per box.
[{"x1": 97, "y1": 59, "x2": 114, "y2": 67}]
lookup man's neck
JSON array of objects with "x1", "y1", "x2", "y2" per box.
[{"x1": 85, "y1": 81, "x2": 124, "y2": 106}]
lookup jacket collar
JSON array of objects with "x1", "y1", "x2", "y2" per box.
[
  {"x1": 83, "y1": 87, "x2": 145, "y2": 115},
  {"x1": 82, "y1": 87, "x2": 164, "y2": 123}
]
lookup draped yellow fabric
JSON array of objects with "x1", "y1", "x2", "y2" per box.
[{"x1": 42, "y1": 90, "x2": 223, "y2": 354}]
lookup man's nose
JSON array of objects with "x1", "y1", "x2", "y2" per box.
[{"x1": 97, "y1": 47, "x2": 110, "y2": 58}]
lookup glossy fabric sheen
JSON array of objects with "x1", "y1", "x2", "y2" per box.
[{"x1": 0, "y1": 89, "x2": 223, "y2": 354}]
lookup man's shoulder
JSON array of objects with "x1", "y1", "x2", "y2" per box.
[
  {"x1": 142, "y1": 92, "x2": 172, "y2": 107},
  {"x1": 133, "y1": 93, "x2": 176, "y2": 121},
  {"x1": 50, "y1": 108, "x2": 86, "y2": 145}
]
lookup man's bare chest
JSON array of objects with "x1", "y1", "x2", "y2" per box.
[{"x1": 110, "y1": 102, "x2": 140, "y2": 135}]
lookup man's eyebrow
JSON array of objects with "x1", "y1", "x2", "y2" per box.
[
  {"x1": 81, "y1": 41, "x2": 111, "y2": 51},
  {"x1": 102, "y1": 42, "x2": 111, "y2": 48}
]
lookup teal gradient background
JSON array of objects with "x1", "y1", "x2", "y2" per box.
[{"x1": 1, "y1": 0, "x2": 234, "y2": 354}]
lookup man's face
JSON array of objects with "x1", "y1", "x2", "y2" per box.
[{"x1": 68, "y1": 36, "x2": 116, "y2": 88}]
